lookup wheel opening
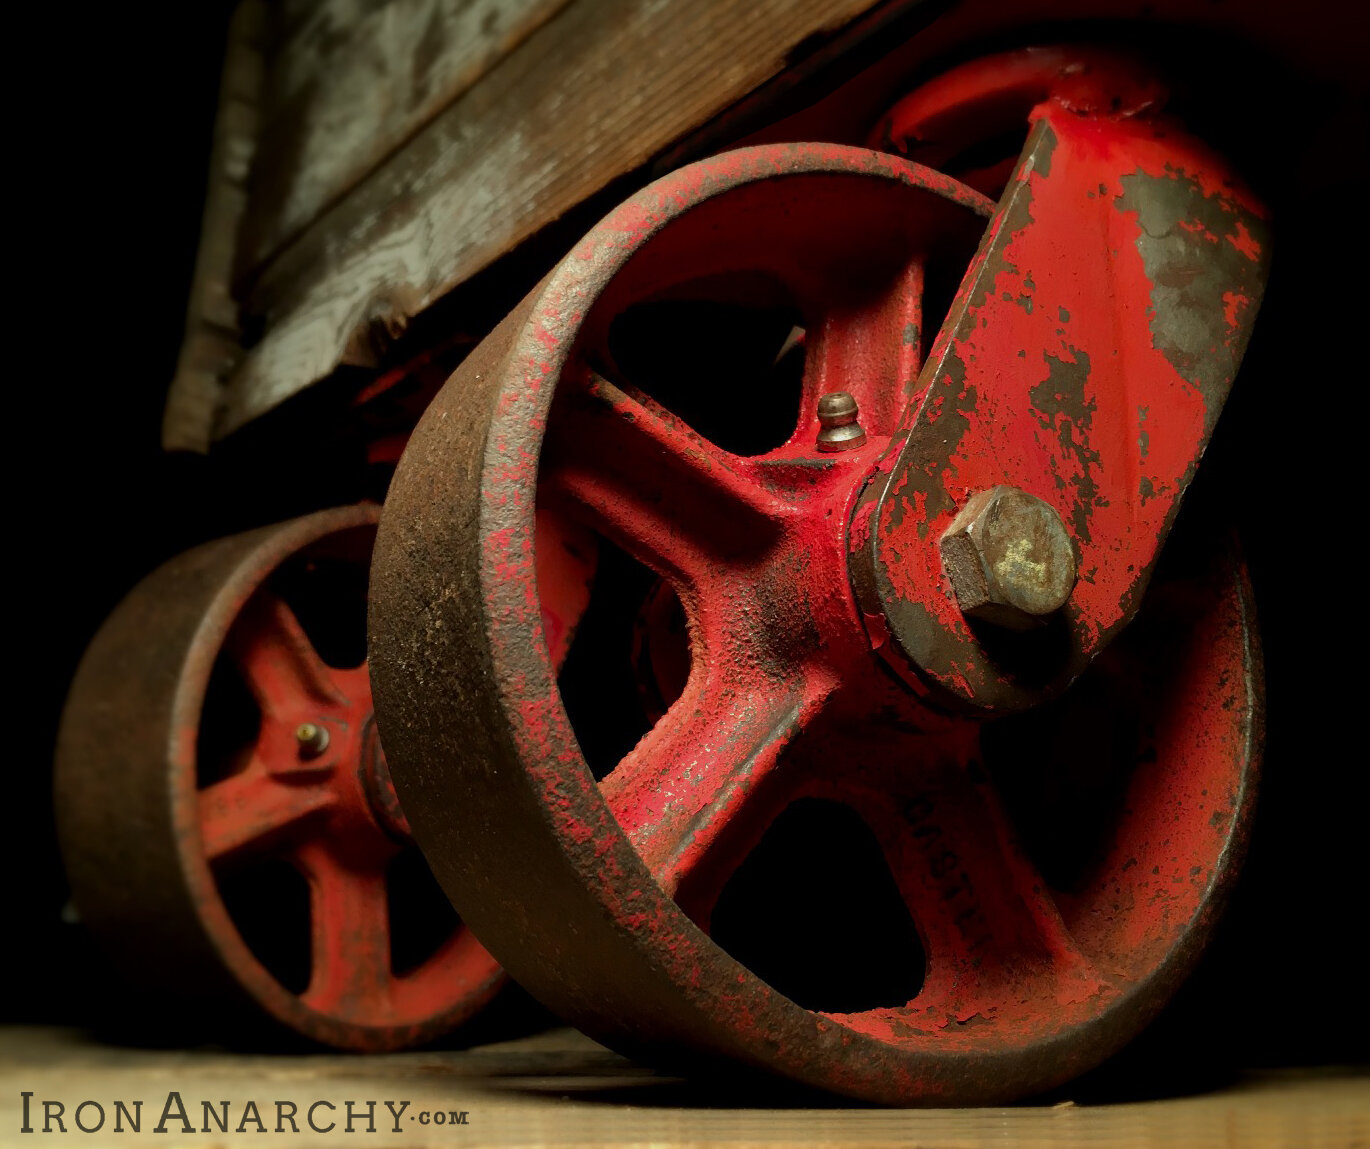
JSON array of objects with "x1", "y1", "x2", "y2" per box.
[
  {"x1": 557, "y1": 536, "x2": 690, "y2": 781},
  {"x1": 196, "y1": 653, "x2": 260, "y2": 789},
  {"x1": 631, "y1": 577, "x2": 690, "y2": 726},
  {"x1": 709, "y1": 797, "x2": 925, "y2": 1014},
  {"x1": 267, "y1": 530, "x2": 373, "y2": 669},
  {"x1": 386, "y1": 845, "x2": 462, "y2": 977},
  {"x1": 924, "y1": 127, "x2": 1027, "y2": 200},
  {"x1": 604, "y1": 297, "x2": 806, "y2": 457},
  {"x1": 918, "y1": 246, "x2": 976, "y2": 374},
  {"x1": 215, "y1": 856, "x2": 312, "y2": 995},
  {"x1": 983, "y1": 640, "x2": 1147, "y2": 894}
]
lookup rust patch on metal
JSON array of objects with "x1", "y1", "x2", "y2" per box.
[
  {"x1": 1117, "y1": 167, "x2": 1271, "y2": 439},
  {"x1": 868, "y1": 81, "x2": 1269, "y2": 711}
]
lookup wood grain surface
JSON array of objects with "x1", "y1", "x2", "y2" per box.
[
  {"x1": 213, "y1": 0, "x2": 910, "y2": 440},
  {"x1": 2, "y1": 1025, "x2": 1364, "y2": 1147},
  {"x1": 161, "y1": 0, "x2": 265, "y2": 453},
  {"x1": 239, "y1": 0, "x2": 571, "y2": 272}
]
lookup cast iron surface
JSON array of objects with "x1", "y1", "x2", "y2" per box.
[
  {"x1": 55, "y1": 507, "x2": 503, "y2": 1051},
  {"x1": 370, "y1": 57, "x2": 1266, "y2": 1104}
]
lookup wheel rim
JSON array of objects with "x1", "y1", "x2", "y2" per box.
[
  {"x1": 57, "y1": 507, "x2": 504, "y2": 1050},
  {"x1": 371, "y1": 142, "x2": 1261, "y2": 1101}
]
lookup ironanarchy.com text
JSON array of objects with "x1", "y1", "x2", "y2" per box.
[{"x1": 19, "y1": 1092, "x2": 470, "y2": 1134}]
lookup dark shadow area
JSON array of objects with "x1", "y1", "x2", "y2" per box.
[
  {"x1": 386, "y1": 847, "x2": 462, "y2": 978},
  {"x1": 556, "y1": 537, "x2": 661, "y2": 780},
  {"x1": 270, "y1": 542, "x2": 372, "y2": 670},
  {"x1": 196, "y1": 655, "x2": 261, "y2": 790},
  {"x1": 968, "y1": 611, "x2": 1073, "y2": 691},
  {"x1": 215, "y1": 859, "x2": 313, "y2": 996},
  {"x1": 711, "y1": 798, "x2": 926, "y2": 1014},
  {"x1": 607, "y1": 298, "x2": 805, "y2": 456},
  {"x1": 10, "y1": 2, "x2": 238, "y2": 1029}
]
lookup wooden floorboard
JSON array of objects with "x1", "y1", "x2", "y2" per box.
[{"x1": 2, "y1": 1026, "x2": 1364, "y2": 1147}]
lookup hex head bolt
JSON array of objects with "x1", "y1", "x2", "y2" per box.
[
  {"x1": 939, "y1": 486, "x2": 1078, "y2": 631},
  {"x1": 816, "y1": 392, "x2": 867, "y2": 452},
  {"x1": 295, "y1": 722, "x2": 330, "y2": 759}
]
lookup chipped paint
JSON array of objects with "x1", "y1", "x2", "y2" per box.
[{"x1": 869, "y1": 75, "x2": 1269, "y2": 712}]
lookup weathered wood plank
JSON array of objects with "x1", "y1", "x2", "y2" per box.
[
  {"x1": 240, "y1": 0, "x2": 571, "y2": 272},
  {"x1": 161, "y1": 0, "x2": 265, "y2": 453},
  {"x1": 215, "y1": 0, "x2": 909, "y2": 439}
]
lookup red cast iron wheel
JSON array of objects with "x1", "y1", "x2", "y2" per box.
[
  {"x1": 56, "y1": 507, "x2": 503, "y2": 1050},
  {"x1": 370, "y1": 143, "x2": 1261, "y2": 1102}
]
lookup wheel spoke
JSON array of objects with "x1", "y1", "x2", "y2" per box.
[
  {"x1": 542, "y1": 373, "x2": 788, "y2": 585},
  {"x1": 602, "y1": 666, "x2": 835, "y2": 898},
  {"x1": 198, "y1": 764, "x2": 334, "y2": 862},
  {"x1": 297, "y1": 845, "x2": 393, "y2": 1017},
  {"x1": 800, "y1": 257, "x2": 926, "y2": 440},
  {"x1": 827, "y1": 733, "x2": 1104, "y2": 1013},
  {"x1": 229, "y1": 592, "x2": 345, "y2": 717}
]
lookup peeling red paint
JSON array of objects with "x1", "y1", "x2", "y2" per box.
[{"x1": 868, "y1": 58, "x2": 1270, "y2": 711}]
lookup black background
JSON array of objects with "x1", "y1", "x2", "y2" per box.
[
  {"x1": 7, "y1": 0, "x2": 1367, "y2": 1090},
  {"x1": 12, "y1": 4, "x2": 238, "y2": 1016}
]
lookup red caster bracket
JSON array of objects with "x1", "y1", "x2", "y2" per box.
[
  {"x1": 872, "y1": 46, "x2": 1169, "y2": 199},
  {"x1": 55, "y1": 507, "x2": 505, "y2": 1050},
  {"x1": 371, "y1": 53, "x2": 1268, "y2": 1101}
]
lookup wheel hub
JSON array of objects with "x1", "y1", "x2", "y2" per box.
[{"x1": 576, "y1": 390, "x2": 933, "y2": 897}]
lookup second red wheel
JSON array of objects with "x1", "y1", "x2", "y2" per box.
[{"x1": 56, "y1": 507, "x2": 505, "y2": 1050}]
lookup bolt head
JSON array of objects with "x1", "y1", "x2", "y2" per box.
[{"x1": 939, "y1": 486, "x2": 1077, "y2": 630}]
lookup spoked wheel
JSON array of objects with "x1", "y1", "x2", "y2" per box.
[
  {"x1": 56, "y1": 507, "x2": 508, "y2": 1050},
  {"x1": 371, "y1": 55, "x2": 1268, "y2": 1102}
]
